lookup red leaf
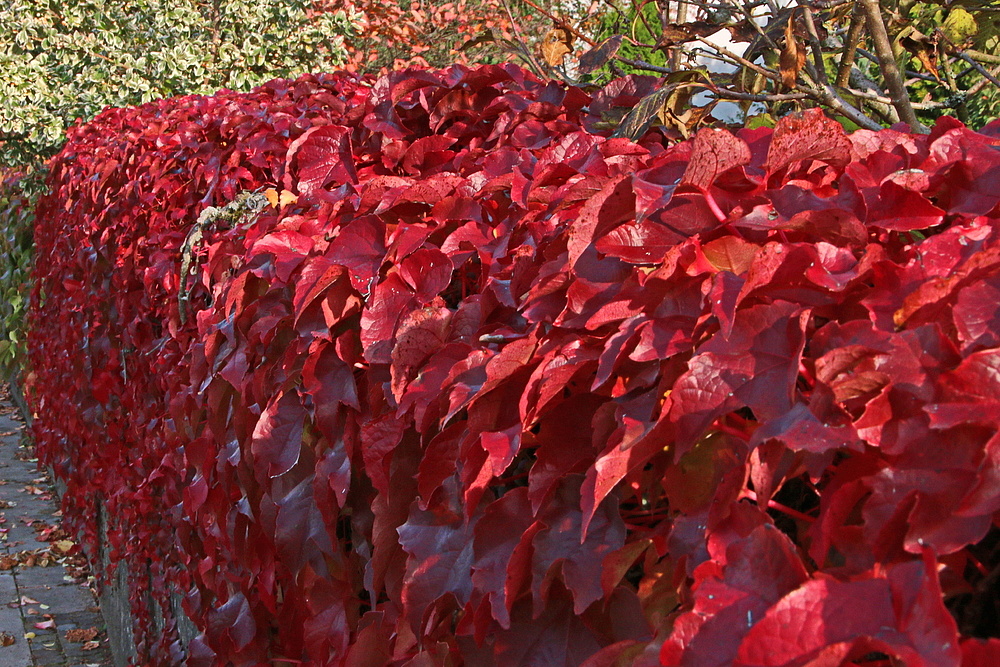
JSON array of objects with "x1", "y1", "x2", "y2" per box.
[
  {"x1": 302, "y1": 343, "x2": 360, "y2": 438},
  {"x1": 360, "y1": 414, "x2": 406, "y2": 496},
  {"x1": 472, "y1": 488, "x2": 539, "y2": 628},
  {"x1": 661, "y1": 525, "x2": 809, "y2": 667},
  {"x1": 293, "y1": 256, "x2": 347, "y2": 323},
  {"x1": 398, "y1": 502, "x2": 478, "y2": 633},
  {"x1": 250, "y1": 389, "x2": 306, "y2": 479},
  {"x1": 285, "y1": 125, "x2": 358, "y2": 193},
  {"x1": 734, "y1": 554, "x2": 961, "y2": 667},
  {"x1": 961, "y1": 638, "x2": 1000, "y2": 666},
  {"x1": 492, "y1": 587, "x2": 605, "y2": 666},
  {"x1": 360, "y1": 273, "x2": 416, "y2": 364},
  {"x1": 681, "y1": 128, "x2": 752, "y2": 191},
  {"x1": 398, "y1": 248, "x2": 454, "y2": 304},
  {"x1": 766, "y1": 108, "x2": 852, "y2": 175},
  {"x1": 390, "y1": 305, "x2": 452, "y2": 401},
  {"x1": 251, "y1": 230, "x2": 314, "y2": 283},
  {"x1": 275, "y1": 477, "x2": 334, "y2": 575},
  {"x1": 669, "y1": 301, "x2": 809, "y2": 454},
  {"x1": 326, "y1": 215, "x2": 386, "y2": 296},
  {"x1": 531, "y1": 475, "x2": 626, "y2": 615}
]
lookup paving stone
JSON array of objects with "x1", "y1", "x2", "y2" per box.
[
  {"x1": 0, "y1": 573, "x2": 30, "y2": 667},
  {"x1": 0, "y1": 397, "x2": 113, "y2": 667},
  {"x1": 15, "y1": 587, "x2": 95, "y2": 620}
]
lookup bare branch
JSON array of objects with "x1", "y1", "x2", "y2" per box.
[
  {"x1": 846, "y1": 86, "x2": 965, "y2": 111},
  {"x1": 798, "y1": 2, "x2": 829, "y2": 86},
  {"x1": 699, "y1": 32, "x2": 881, "y2": 130},
  {"x1": 964, "y1": 49, "x2": 1000, "y2": 66},
  {"x1": 834, "y1": 2, "x2": 863, "y2": 88},
  {"x1": 967, "y1": 63, "x2": 1000, "y2": 98},
  {"x1": 955, "y1": 52, "x2": 1000, "y2": 89},
  {"x1": 811, "y1": 82, "x2": 883, "y2": 130},
  {"x1": 804, "y1": 0, "x2": 852, "y2": 7},
  {"x1": 670, "y1": 0, "x2": 689, "y2": 70},
  {"x1": 713, "y1": 89, "x2": 810, "y2": 102},
  {"x1": 849, "y1": 67, "x2": 899, "y2": 123},
  {"x1": 857, "y1": 0, "x2": 924, "y2": 132},
  {"x1": 498, "y1": 0, "x2": 548, "y2": 77},
  {"x1": 615, "y1": 56, "x2": 674, "y2": 74},
  {"x1": 695, "y1": 36, "x2": 781, "y2": 83}
]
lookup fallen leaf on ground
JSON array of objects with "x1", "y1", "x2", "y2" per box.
[
  {"x1": 81, "y1": 640, "x2": 100, "y2": 650},
  {"x1": 0, "y1": 631, "x2": 13, "y2": 646},
  {"x1": 65, "y1": 627, "x2": 98, "y2": 642}
]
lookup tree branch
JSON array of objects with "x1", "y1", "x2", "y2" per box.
[
  {"x1": 955, "y1": 52, "x2": 1000, "y2": 89},
  {"x1": 798, "y1": 2, "x2": 829, "y2": 86},
  {"x1": 834, "y1": 2, "x2": 863, "y2": 88},
  {"x1": 857, "y1": 0, "x2": 924, "y2": 132},
  {"x1": 964, "y1": 49, "x2": 1000, "y2": 66}
]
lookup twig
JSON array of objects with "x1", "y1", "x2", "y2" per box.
[
  {"x1": 937, "y1": 50, "x2": 969, "y2": 122},
  {"x1": 713, "y1": 89, "x2": 810, "y2": 102},
  {"x1": 955, "y1": 52, "x2": 1000, "y2": 89},
  {"x1": 966, "y1": 63, "x2": 1000, "y2": 98},
  {"x1": 671, "y1": 0, "x2": 689, "y2": 70},
  {"x1": 834, "y1": 2, "x2": 863, "y2": 88},
  {"x1": 858, "y1": 0, "x2": 924, "y2": 132},
  {"x1": 631, "y1": 0, "x2": 659, "y2": 42},
  {"x1": 695, "y1": 36, "x2": 780, "y2": 83},
  {"x1": 965, "y1": 49, "x2": 1000, "y2": 66},
  {"x1": 698, "y1": 33, "x2": 880, "y2": 129},
  {"x1": 802, "y1": 70, "x2": 883, "y2": 130},
  {"x1": 733, "y1": 0, "x2": 779, "y2": 52},
  {"x1": 804, "y1": 0, "x2": 852, "y2": 7},
  {"x1": 798, "y1": 2, "x2": 829, "y2": 86},
  {"x1": 846, "y1": 86, "x2": 965, "y2": 111},
  {"x1": 615, "y1": 56, "x2": 673, "y2": 74},
  {"x1": 520, "y1": 0, "x2": 597, "y2": 47},
  {"x1": 498, "y1": 0, "x2": 547, "y2": 76}
]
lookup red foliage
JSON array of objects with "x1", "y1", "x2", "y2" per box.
[{"x1": 26, "y1": 66, "x2": 1000, "y2": 665}]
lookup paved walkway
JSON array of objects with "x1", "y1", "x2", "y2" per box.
[{"x1": 0, "y1": 394, "x2": 113, "y2": 667}]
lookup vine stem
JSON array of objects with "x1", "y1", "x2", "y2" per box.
[{"x1": 742, "y1": 489, "x2": 817, "y2": 523}]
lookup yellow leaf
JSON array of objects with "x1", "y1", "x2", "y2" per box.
[
  {"x1": 278, "y1": 189, "x2": 298, "y2": 207},
  {"x1": 263, "y1": 188, "x2": 279, "y2": 208},
  {"x1": 52, "y1": 540, "x2": 74, "y2": 553},
  {"x1": 942, "y1": 8, "x2": 977, "y2": 46}
]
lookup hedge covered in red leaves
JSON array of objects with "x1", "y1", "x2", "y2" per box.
[{"x1": 27, "y1": 64, "x2": 1000, "y2": 665}]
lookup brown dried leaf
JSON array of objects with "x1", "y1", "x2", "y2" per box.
[
  {"x1": 578, "y1": 35, "x2": 622, "y2": 74},
  {"x1": 612, "y1": 70, "x2": 712, "y2": 141},
  {"x1": 657, "y1": 21, "x2": 720, "y2": 48},
  {"x1": 613, "y1": 86, "x2": 678, "y2": 141},
  {"x1": 81, "y1": 640, "x2": 100, "y2": 651},
  {"x1": 541, "y1": 28, "x2": 573, "y2": 67},
  {"x1": 779, "y1": 11, "x2": 806, "y2": 89},
  {"x1": 65, "y1": 627, "x2": 98, "y2": 643},
  {"x1": 900, "y1": 29, "x2": 941, "y2": 80},
  {"x1": 0, "y1": 631, "x2": 14, "y2": 646},
  {"x1": 661, "y1": 103, "x2": 714, "y2": 140},
  {"x1": 727, "y1": 20, "x2": 758, "y2": 44}
]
